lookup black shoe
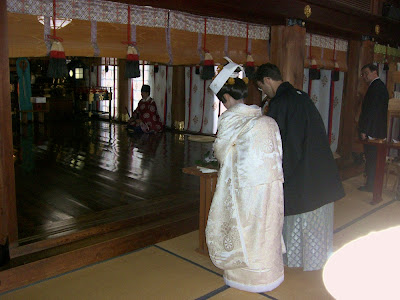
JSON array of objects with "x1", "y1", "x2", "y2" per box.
[{"x1": 357, "y1": 185, "x2": 373, "y2": 192}]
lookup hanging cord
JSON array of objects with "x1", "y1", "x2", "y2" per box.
[
  {"x1": 385, "y1": 45, "x2": 389, "y2": 86},
  {"x1": 246, "y1": 23, "x2": 249, "y2": 55},
  {"x1": 128, "y1": 5, "x2": 131, "y2": 44},
  {"x1": 328, "y1": 38, "x2": 337, "y2": 144},
  {"x1": 224, "y1": 36, "x2": 229, "y2": 57},
  {"x1": 307, "y1": 34, "x2": 313, "y2": 96},
  {"x1": 203, "y1": 18, "x2": 208, "y2": 52},
  {"x1": 122, "y1": 5, "x2": 136, "y2": 46},
  {"x1": 166, "y1": 11, "x2": 173, "y2": 65},
  {"x1": 199, "y1": 80, "x2": 207, "y2": 133},
  {"x1": 199, "y1": 18, "x2": 208, "y2": 133},
  {"x1": 142, "y1": 62, "x2": 145, "y2": 85},
  {"x1": 187, "y1": 67, "x2": 193, "y2": 130},
  {"x1": 47, "y1": 0, "x2": 63, "y2": 41},
  {"x1": 164, "y1": 66, "x2": 169, "y2": 126}
]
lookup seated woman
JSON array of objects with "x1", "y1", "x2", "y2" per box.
[
  {"x1": 205, "y1": 58, "x2": 285, "y2": 293},
  {"x1": 127, "y1": 85, "x2": 163, "y2": 133}
]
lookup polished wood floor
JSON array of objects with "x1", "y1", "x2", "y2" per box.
[
  {"x1": 13, "y1": 119, "x2": 362, "y2": 246},
  {"x1": 13, "y1": 120, "x2": 213, "y2": 246}
]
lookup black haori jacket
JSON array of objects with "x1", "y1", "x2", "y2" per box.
[
  {"x1": 359, "y1": 78, "x2": 389, "y2": 139},
  {"x1": 267, "y1": 82, "x2": 345, "y2": 216}
]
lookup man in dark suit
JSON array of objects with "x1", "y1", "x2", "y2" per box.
[
  {"x1": 255, "y1": 63, "x2": 344, "y2": 271},
  {"x1": 358, "y1": 63, "x2": 389, "y2": 192}
]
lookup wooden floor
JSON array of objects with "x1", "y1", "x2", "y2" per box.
[{"x1": 13, "y1": 120, "x2": 213, "y2": 245}]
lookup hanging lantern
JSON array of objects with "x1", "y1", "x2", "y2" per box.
[
  {"x1": 47, "y1": 0, "x2": 67, "y2": 79},
  {"x1": 332, "y1": 62, "x2": 340, "y2": 82},
  {"x1": 383, "y1": 45, "x2": 389, "y2": 71},
  {"x1": 245, "y1": 54, "x2": 255, "y2": 79},
  {"x1": 201, "y1": 52, "x2": 215, "y2": 80},
  {"x1": 199, "y1": 18, "x2": 214, "y2": 80},
  {"x1": 47, "y1": 40, "x2": 67, "y2": 79},
  {"x1": 308, "y1": 34, "x2": 320, "y2": 80},
  {"x1": 125, "y1": 45, "x2": 140, "y2": 78},
  {"x1": 383, "y1": 59, "x2": 389, "y2": 71},
  {"x1": 309, "y1": 58, "x2": 321, "y2": 80},
  {"x1": 123, "y1": 5, "x2": 140, "y2": 78}
]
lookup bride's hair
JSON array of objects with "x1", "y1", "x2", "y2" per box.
[{"x1": 216, "y1": 77, "x2": 248, "y2": 103}]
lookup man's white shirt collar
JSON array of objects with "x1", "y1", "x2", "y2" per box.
[{"x1": 369, "y1": 77, "x2": 380, "y2": 86}]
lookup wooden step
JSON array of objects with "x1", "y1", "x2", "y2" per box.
[
  {"x1": 12, "y1": 192, "x2": 199, "y2": 257},
  {"x1": 0, "y1": 210, "x2": 199, "y2": 294}
]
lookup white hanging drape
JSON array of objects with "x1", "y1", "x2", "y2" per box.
[
  {"x1": 153, "y1": 65, "x2": 173, "y2": 127},
  {"x1": 184, "y1": 67, "x2": 218, "y2": 134},
  {"x1": 303, "y1": 68, "x2": 344, "y2": 153},
  {"x1": 378, "y1": 63, "x2": 387, "y2": 85}
]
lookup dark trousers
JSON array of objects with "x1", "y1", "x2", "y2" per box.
[{"x1": 364, "y1": 144, "x2": 377, "y2": 188}]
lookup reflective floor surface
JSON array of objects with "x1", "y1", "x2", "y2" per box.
[{"x1": 13, "y1": 120, "x2": 213, "y2": 244}]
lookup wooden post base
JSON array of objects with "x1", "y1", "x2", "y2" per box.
[{"x1": 183, "y1": 166, "x2": 218, "y2": 255}]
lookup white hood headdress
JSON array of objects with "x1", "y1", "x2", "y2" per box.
[{"x1": 209, "y1": 57, "x2": 245, "y2": 94}]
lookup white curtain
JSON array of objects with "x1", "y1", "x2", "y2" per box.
[
  {"x1": 303, "y1": 68, "x2": 345, "y2": 153},
  {"x1": 166, "y1": 66, "x2": 173, "y2": 128},
  {"x1": 378, "y1": 63, "x2": 387, "y2": 85},
  {"x1": 153, "y1": 65, "x2": 173, "y2": 127},
  {"x1": 184, "y1": 67, "x2": 218, "y2": 134}
]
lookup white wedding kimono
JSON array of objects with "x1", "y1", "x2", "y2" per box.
[{"x1": 206, "y1": 103, "x2": 285, "y2": 293}]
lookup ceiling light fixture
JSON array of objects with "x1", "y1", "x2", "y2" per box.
[{"x1": 37, "y1": 16, "x2": 72, "y2": 29}]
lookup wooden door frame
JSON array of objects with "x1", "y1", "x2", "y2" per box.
[{"x1": 0, "y1": 1, "x2": 18, "y2": 250}]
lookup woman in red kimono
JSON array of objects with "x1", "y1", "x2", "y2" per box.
[{"x1": 127, "y1": 85, "x2": 163, "y2": 133}]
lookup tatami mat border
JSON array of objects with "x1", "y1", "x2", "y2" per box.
[
  {"x1": 155, "y1": 245, "x2": 279, "y2": 299},
  {"x1": 195, "y1": 285, "x2": 230, "y2": 300},
  {"x1": 1, "y1": 199, "x2": 398, "y2": 299},
  {"x1": 333, "y1": 199, "x2": 398, "y2": 234},
  {"x1": 0, "y1": 246, "x2": 151, "y2": 297}
]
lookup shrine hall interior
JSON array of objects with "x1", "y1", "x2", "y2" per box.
[{"x1": 1, "y1": 0, "x2": 400, "y2": 297}]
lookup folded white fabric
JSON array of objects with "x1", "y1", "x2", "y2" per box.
[{"x1": 197, "y1": 166, "x2": 218, "y2": 173}]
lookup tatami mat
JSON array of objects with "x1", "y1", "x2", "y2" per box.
[{"x1": 2, "y1": 174, "x2": 400, "y2": 299}]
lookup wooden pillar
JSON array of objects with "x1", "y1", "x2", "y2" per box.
[
  {"x1": 171, "y1": 66, "x2": 185, "y2": 129},
  {"x1": 270, "y1": 25, "x2": 306, "y2": 90},
  {"x1": 337, "y1": 40, "x2": 374, "y2": 159},
  {"x1": 118, "y1": 59, "x2": 129, "y2": 121},
  {"x1": 0, "y1": 1, "x2": 18, "y2": 247},
  {"x1": 245, "y1": 81, "x2": 262, "y2": 106}
]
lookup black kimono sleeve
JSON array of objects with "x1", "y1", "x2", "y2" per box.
[{"x1": 267, "y1": 96, "x2": 305, "y2": 181}]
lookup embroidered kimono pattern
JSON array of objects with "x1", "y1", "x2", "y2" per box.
[
  {"x1": 131, "y1": 97, "x2": 163, "y2": 133},
  {"x1": 206, "y1": 103, "x2": 285, "y2": 293}
]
